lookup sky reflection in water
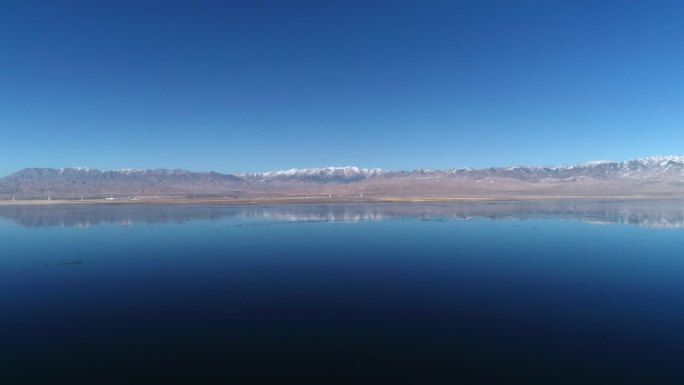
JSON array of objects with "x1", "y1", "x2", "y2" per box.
[{"x1": 1, "y1": 201, "x2": 683, "y2": 384}]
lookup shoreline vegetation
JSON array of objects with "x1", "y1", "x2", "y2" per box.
[{"x1": 2, "y1": 195, "x2": 684, "y2": 206}]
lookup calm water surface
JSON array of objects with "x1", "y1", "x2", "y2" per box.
[{"x1": 1, "y1": 201, "x2": 684, "y2": 384}]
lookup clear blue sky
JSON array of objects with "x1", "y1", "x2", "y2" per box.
[{"x1": 1, "y1": 1, "x2": 683, "y2": 176}]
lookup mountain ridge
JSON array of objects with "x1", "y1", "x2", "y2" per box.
[
  {"x1": 2, "y1": 155, "x2": 684, "y2": 199},
  {"x1": 8, "y1": 154, "x2": 684, "y2": 179}
]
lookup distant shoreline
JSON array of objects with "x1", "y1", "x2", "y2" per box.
[{"x1": 2, "y1": 195, "x2": 684, "y2": 206}]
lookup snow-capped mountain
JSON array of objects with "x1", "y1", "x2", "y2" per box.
[
  {"x1": 241, "y1": 166, "x2": 386, "y2": 182},
  {"x1": 413, "y1": 155, "x2": 684, "y2": 181},
  {"x1": 1, "y1": 155, "x2": 683, "y2": 199},
  {"x1": 242, "y1": 156, "x2": 684, "y2": 182}
]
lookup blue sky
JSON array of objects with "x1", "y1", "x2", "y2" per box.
[{"x1": 1, "y1": 1, "x2": 683, "y2": 176}]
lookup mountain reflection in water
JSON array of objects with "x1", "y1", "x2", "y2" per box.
[{"x1": 1, "y1": 200, "x2": 683, "y2": 229}]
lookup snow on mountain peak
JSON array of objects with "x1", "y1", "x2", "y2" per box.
[
  {"x1": 579, "y1": 160, "x2": 613, "y2": 167},
  {"x1": 112, "y1": 168, "x2": 146, "y2": 174},
  {"x1": 631, "y1": 155, "x2": 684, "y2": 166},
  {"x1": 241, "y1": 166, "x2": 386, "y2": 181}
]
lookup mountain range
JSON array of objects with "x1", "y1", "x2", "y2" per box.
[{"x1": 2, "y1": 155, "x2": 684, "y2": 199}]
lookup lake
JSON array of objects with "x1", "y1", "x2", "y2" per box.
[{"x1": 1, "y1": 200, "x2": 684, "y2": 384}]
